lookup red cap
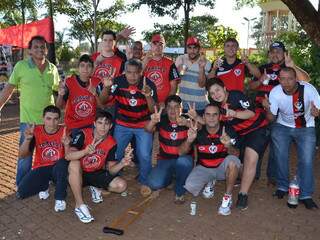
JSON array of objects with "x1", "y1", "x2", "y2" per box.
[
  {"x1": 186, "y1": 36, "x2": 200, "y2": 46},
  {"x1": 151, "y1": 34, "x2": 165, "y2": 44}
]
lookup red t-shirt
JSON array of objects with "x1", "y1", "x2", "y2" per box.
[{"x1": 144, "y1": 56, "x2": 180, "y2": 103}]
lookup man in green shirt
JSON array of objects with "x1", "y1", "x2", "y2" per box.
[{"x1": 0, "y1": 35, "x2": 60, "y2": 185}]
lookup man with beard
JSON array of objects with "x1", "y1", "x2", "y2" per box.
[
  {"x1": 249, "y1": 41, "x2": 310, "y2": 184},
  {"x1": 175, "y1": 36, "x2": 211, "y2": 115}
]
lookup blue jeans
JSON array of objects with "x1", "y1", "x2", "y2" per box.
[
  {"x1": 147, "y1": 155, "x2": 193, "y2": 196},
  {"x1": 271, "y1": 123, "x2": 316, "y2": 199},
  {"x1": 16, "y1": 123, "x2": 33, "y2": 186},
  {"x1": 113, "y1": 124, "x2": 153, "y2": 185},
  {"x1": 17, "y1": 159, "x2": 69, "y2": 200}
]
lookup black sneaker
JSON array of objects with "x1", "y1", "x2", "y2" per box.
[
  {"x1": 236, "y1": 193, "x2": 248, "y2": 210},
  {"x1": 299, "y1": 199, "x2": 319, "y2": 210},
  {"x1": 273, "y1": 189, "x2": 288, "y2": 199}
]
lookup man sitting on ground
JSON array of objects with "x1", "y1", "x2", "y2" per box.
[{"x1": 66, "y1": 110, "x2": 131, "y2": 223}]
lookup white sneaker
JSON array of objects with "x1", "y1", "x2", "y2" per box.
[
  {"x1": 75, "y1": 204, "x2": 94, "y2": 223},
  {"x1": 202, "y1": 180, "x2": 216, "y2": 199},
  {"x1": 39, "y1": 189, "x2": 49, "y2": 200},
  {"x1": 89, "y1": 186, "x2": 103, "y2": 203},
  {"x1": 218, "y1": 194, "x2": 232, "y2": 216},
  {"x1": 54, "y1": 200, "x2": 66, "y2": 212}
]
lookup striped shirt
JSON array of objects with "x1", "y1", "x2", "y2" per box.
[{"x1": 176, "y1": 54, "x2": 211, "y2": 111}]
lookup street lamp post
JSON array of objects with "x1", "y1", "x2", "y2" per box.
[{"x1": 243, "y1": 17, "x2": 257, "y2": 51}]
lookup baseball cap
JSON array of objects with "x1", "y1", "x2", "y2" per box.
[
  {"x1": 151, "y1": 34, "x2": 165, "y2": 44},
  {"x1": 269, "y1": 41, "x2": 286, "y2": 52},
  {"x1": 186, "y1": 36, "x2": 200, "y2": 47}
]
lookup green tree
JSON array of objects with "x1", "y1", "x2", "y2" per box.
[
  {"x1": 142, "y1": 15, "x2": 237, "y2": 48},
  {"x1": 132, "y1": 0, "x2": 216, "y2": 50},
  {"x1": 54, "y1": 0, "x2": 126, "y2": 52}
]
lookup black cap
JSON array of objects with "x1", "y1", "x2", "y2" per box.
[{"x1": 269, "y1": 41, "x2": 286, "y2": 52}]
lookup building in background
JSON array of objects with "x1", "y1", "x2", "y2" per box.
[{"x1": 259, "y1": 0, "x2": 298, "y2": 48}]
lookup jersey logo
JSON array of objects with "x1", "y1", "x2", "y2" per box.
[
  {"x1": 239, "y1": 100, "x2": 250, "y2": 109},
  {"x1": 234, "y1": 69, "x2": 242, "y2": 76},
  {"x1": 75, "y1": 101, "x2": 93, "y2": 118},
  {"x1": 170, "y1": 131, "x2": 177, "y2": 140},
  {"x1": 270, "y1": 73, "x2": 278, "y2": 81},
  {"x1": 148, "y1": 71, "x2": 163, "y2": 90},
  {"x1": 129, "y1": 98, "x2": 137, "y2": 107},
  {"x1": 94, "y1": 64, "x2": 115, "y2": 79},
  {"x1": 42, "y1": 147, "x2": 59, "y2": 162},
  {"x1": 171, "y1": 123, "x2": 177, "y2": 128},
  {"x1": 208, "y1": 143, "x2": 217, "y2": 154},
  {"x1": 111, "y1": 84, "x2": 118, "y2": 93},
  {"x1": 83, "y1": 154, "x2": 101, "y2": 169},
  {"x1": 294, "y1": 101, "x2": 303, "y2": 111}
]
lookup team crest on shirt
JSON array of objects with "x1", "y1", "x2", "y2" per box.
[
  {"x1": 75, "y1": 101, "x2": 93, "y2": 117},
  {"x1": 94, "y1": 64, "x2": 115, "y2": 79},
  {"x1": 83, "y1": 154, "x2": 101, "y2": 169},
  {"x1": 294, "y1": 101, "x2": 303, "y2": 111},
  {"x1": 170, "y1": 131, "x2": 177, "y2": 140},
  {"x1": 42, "y1": 147, "x2": 59, "y2": 162},
  {"x1": 111, "y1": 84, "x2": 118, "y2": 93},
  {"x1": 129, "y1": 98, "x2": 137, "y2": 107},
  {"x1": 209, "y1": 143, "x2": 217, "y2": 154},
  {"x1": 147, "y1": 71, "x2": 163, "y2": 90},
  {"x1": 234, "y1": 69, "x2": 242, "y2": 76},
  {"x1": 239, "y1": 100, "x2": 250, "y2": 109},
  {"x1": 171, "y1": 123, "x2": 177, "y2": 128},
  {"x1": 270, "y1": 73, "x2": 278, "y2": 81}
]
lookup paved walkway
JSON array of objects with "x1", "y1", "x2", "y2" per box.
[{"x1": 1, "y1": 105, "x2": 320, "y2": 239}]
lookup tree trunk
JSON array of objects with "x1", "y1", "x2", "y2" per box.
[
  {"x1": 282, "y1": 0, "x2": 320, "y2": 46},
  {"x1": 21, "y1": 0, "x2": 25, "y2": 59},
  {"x1": 183, "y1": 2, "x2": 190, "y2": 53},
  {"x1": 47, "y1": 0, "x2": 56, "y2": 64},
  {"x1": 93, "y1": 0, "x2": 98, "y2": 52}
]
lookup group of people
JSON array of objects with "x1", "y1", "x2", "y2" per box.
[{"x1": 0, "y1": 27, "x2": 319, "y2": 224}]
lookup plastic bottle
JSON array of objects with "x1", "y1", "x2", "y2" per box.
[{"x1": 287, "y1": 176, "x2": 300, "y2": 208}]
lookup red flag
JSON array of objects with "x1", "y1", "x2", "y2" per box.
[{"x1": 0, "y1": 17, "x2": 54, "y2": 48}]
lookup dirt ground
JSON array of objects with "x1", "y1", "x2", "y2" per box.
[{"x1": 0, "y1": 104, "x2": 320, "y2": 240}]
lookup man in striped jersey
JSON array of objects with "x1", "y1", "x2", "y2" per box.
[
  {"x1": 145, "y1": 95, "x2": 193, "y2": 204},
  {"x1": 99, "y1": 58, "x2": 158, "y2": 196},
  {"x1": 175, "y1": 36, "x2": 211, "y2": 115},
  {"x1": 263, "y1": 67, "x2": 320, "y2": 209}
]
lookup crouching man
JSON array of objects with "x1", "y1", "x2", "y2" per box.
[
  {"x1": 17, "y1": 105, "x2": 69, "y2": 213},
  {"x1": 66, "y1": 110, "x2": 131, "y2": 223},
  {"x1": 145, "y1": 95, "x2": 193, "y2": 204},
  {"x1": 180, "y1": 103, "x2": 240, "y2": 215}
]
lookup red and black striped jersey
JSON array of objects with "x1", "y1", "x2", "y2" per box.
[
  {"x1": 213, "y1": 58, "x2": 249, "y2": 92},
  {"x1": 251, "y1": 63, "x2": 285, "y2": 111},
  {"x1": 64, "y1": 75, "x2": 100, "y2": 130},
  {"x1": 70, "y1": 128, "x2": 117, "y2": 173},
  {"x1": 211, "y1": 91, "x2": 268, "y2": 136},
  {"x1": 111, "y1": 75, "x2": 158, "y2": 128},
  {"x1": 32, "y1": 125, "x2": 65, "y2": 170},
  {"x1": 144, "y1": 56, "x2": 180, "y2": 103},
  {"x1": 194, "y1": 124, "x2": 238, "y2": 168},
  {"x1": 157, "y1": 115, "x2": 189, "y2": 160}
]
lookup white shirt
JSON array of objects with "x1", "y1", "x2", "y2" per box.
[{"x1": 269, "y1": 81, "x2": 320, "y2": 128}]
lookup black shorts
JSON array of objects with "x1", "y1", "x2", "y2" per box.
[
  {"x1": 238, "y1": 127, "x2": 269, "y2": 162},
  {"x1": 82, "y1": 170, "x2": 118, "y2": 189}
]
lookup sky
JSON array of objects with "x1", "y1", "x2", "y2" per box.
[{"x1": 54, "y1": 0, "x2": 319, "y2": 48}]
